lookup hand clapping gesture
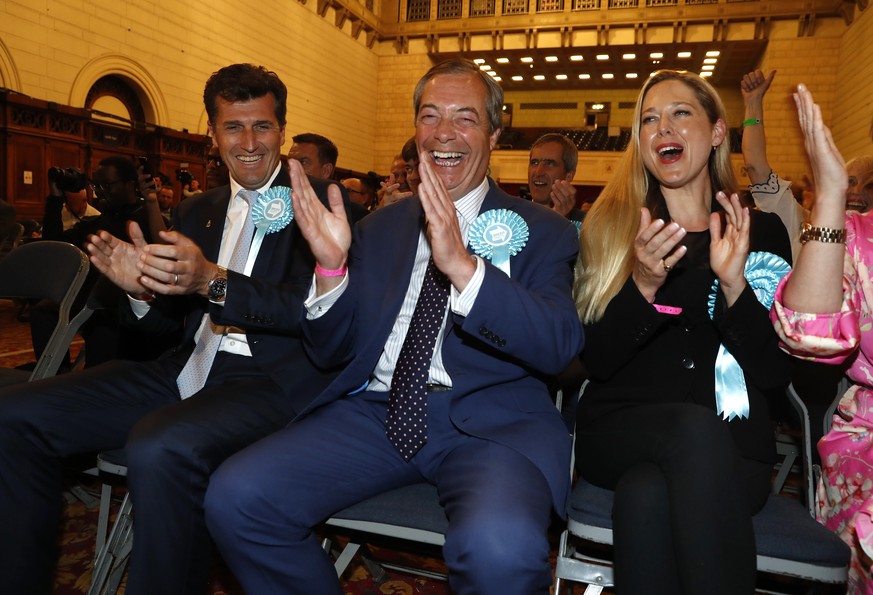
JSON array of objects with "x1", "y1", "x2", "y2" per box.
[
  {"x1": 709, "y1": 191, "x2": 750, "y2": 306},
  {"x1": 631, "y1": 208, "x2": 688, "y2": 303}
]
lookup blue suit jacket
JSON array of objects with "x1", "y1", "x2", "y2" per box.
[
  {"x1": 129, "y1": 170, "x2": 345, "y2": 413},
  {"x1": 302, "y1": 180, "x2": 585, "y2": 513}
]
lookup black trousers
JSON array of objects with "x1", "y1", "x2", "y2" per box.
[
  {"x1": 576, "y1": 402, "x2": 772, "y2": 595},
  {"x1": 0, "y1": 351, "x2": 299, "y2": 595}
]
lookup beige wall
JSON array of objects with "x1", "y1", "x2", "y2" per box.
[
  {"x1": 0, "y1": 0, "x2": 380, "y2": 174},
  {"x1": 833, "y1": 4, "x2": 873, "y2": 161}
]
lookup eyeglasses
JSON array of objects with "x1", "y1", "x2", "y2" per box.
[{"x1": 89, "y1": 180, "x2": 124, "y2": 194}]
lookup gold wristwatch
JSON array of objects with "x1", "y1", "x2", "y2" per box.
[{"x1": 799, "y1": 222, "x2": 847, "y2": 244}]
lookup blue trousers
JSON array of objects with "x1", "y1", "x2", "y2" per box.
[
  {"x1": 205, "y1": 389, "x2": 555, "y2": 595},
  {"x1": 0, "y1": 352, "x2": 299, "y2": 595}
]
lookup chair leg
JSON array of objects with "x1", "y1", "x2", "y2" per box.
[{"x1": 88, "y1": 492, "x2": 133, "y2": 595}]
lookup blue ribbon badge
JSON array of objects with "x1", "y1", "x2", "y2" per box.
[
  {"x1": 468, "y1": 209, "x2": 529, "y2": 276},
  {"x1": 707, "y1": 251, "x2": 791, "y2": 421},
  {"x1": 251, "y1": 186, "x2": 294, "y2": 243}
]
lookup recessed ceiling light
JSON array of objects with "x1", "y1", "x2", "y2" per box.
[
  {"x1": 678, "y1": 51, "x2": 692, "y2": 58},
  {"x1": 479, "y1": 64, "x2": 491, "y2": 71},
  {"x1": 602, "y1": 73, "x2": 614, "y2": 79},
  {"x1": 521, "y1": 57, "x2": 533, "y2": 63},
  {"x1": 700, "y1": 71, "x2": 713, "y2": 77},
  {"x1": 650, "y1": 52, "x2": 664, "y2": 59},
  {"x1": 701, "y1": 65, "x2": 715, "y2": 71},
  {"x1": 556, "y1": 74, "x2": 568, "y2": 80},
  {"x1": 592, "y1": 104, "x2": 604, "y2": 110},
  {"x1": 570, "y1": 55, "x2": 584, "y2": 61},
  {"x1": 512, "y1": 75, "x2": 523, "y2": 81},
  {"x1": 622, "y1": 53, "x2": 636, "y2": 60},
  {"x1": 533, "y1": 75, "x2": 545, "y2": 81},
  {"x1": 626, "y1": 73, "x2": 638, "y2": 79},
  {"x1": 705, "y1": 50, "x2": 721, "y2": 57},
  {"x1": 473, "y1": 59, "x2": 485, "y2": 65},
  {"x1": 579, "y1": 74, "x2": 591, "y2": 79},
  {"x1": 545, "y1": 56, "x2": 558, "y2": 62},
  {"x1": 494, "y1": 76, "x2": 502, "y2": 82},
  {"x1": 496, "y1": 57, "x2": 509, "y2": 63},
  {"x1": 703, "y1": 58, "x2": 717, "y2": 64},
  {"x1": 596, "y1": 54, "x2": 610, "y2": 61},
  {"x1": 487, "y1": 71, "x2": 497, "y2": 77}
]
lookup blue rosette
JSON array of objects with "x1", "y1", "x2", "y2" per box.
[
  {"x1": 468, "y1": 209, "x2": 529, "y2": 276},
  {"x1": 708, "y1": 251, "x2": 791, "y2": 421},
  {"x1": 251, "y1": 186, "x2": 294, "y2": 239}
]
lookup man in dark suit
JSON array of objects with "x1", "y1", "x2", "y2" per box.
[
  {"x1": 0, "y1": 63, "x2": 345, "y2": 595},
  {"x1": 205, "y1": 59, "x2": 585, "y2": 595},
  {"x1": 528, "y1": 132, "x2": 586, "y2": 227}
]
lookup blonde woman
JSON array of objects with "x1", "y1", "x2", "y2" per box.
[{"x1": 574, "y1": 70, "x2": 792, "y2": 594}]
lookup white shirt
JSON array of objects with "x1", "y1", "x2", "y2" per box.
[
  {"x1": 131, "y1": 163, "x2": 282, "y2": 358},
  {"x1": 305, "y1": 177, "x2": 490, "y2": 391}
]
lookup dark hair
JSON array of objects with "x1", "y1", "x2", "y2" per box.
[
  {"x1": 531, "y1": 133, "x2": 578, "y2": 173},
  {"x1": 413, "y1": 59, "x2": 504, "y2": 134},
  {"x1": 98, "y1": 156, "x2": 137, "y2": 182},
  {"x1": 203, "y1": 64, "x2": 287, "y2": 126},
  {"x1": 401, "y1": 137, "x2": 418, "y2": 163},
  {"x1": 292, "y1": 133, "x2": 338, "y2": 166}
]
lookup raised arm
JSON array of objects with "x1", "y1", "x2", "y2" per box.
[
  {"x1": 740, "y1": 69, "x2": 776, "y2": 185},
  {"x1": 781, "y1": 84, "x2": 847, "y2": 314}
]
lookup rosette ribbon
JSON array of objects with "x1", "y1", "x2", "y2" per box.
[
  {"x1": 251, "y1": 186, "x2": 294, "y2": 243},
  {"x1": 468, "y1": 209, "x2": 529, "y2": 276},
  {"x1": 707, "y1": 251, "x2": 791, "y2": 421}
]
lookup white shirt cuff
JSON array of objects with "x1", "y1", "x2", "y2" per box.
[
  {"x1": 304, "y1": 273, "x2": 349, "y2": 319},
  {"x1": 451, "y1": 256, "x2": 484, "y2": 316}
]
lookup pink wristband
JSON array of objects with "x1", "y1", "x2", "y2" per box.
[
  {"x1": 315, "y1": 262, "x2": 347, "y2": 277},
  {"x1": 653, "y1": 303, "x2": 682, "y2": 315}
]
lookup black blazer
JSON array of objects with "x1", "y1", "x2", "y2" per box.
[{"x1": 579, "y1": 209, "x2": 793, "y2": 465}]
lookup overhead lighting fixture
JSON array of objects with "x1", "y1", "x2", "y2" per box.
[
  {"x1": 473, "y1": 58, "x2": 485, "y2": 65},
  {"x1": 650, "y1": 52, "x2": 664, "y2": 59},
  {"x1": 533, "y1": 75, "x2": 545, "y2": 81},
  {"x1": 570, "y1": 55, "x2": 584, "y2": 61},
  {"x1": 706, "y1": 50, "x2": 721, "y2": 57},
  {"x1": 700, "y1": 71, "x2": 713, "y2": 77},
  {"x1": 487, "y1": 71, "x2": 497, "y2": 77},
  {"x1": 592, "y1": 104, "x2": 605, "y2": 110},
  {"x1": 602, "y1": 73, "x2": 614, "y2": 79},
  {"x1": 703, "y1": 58, "x2": 718, "y2": 64},
  {"x1": 701, "y1": 65, "x2": 715, "y2": 71},
  {"x1": 678, "y1": 51, "x2": 692, "y2": 58},
  {"x1": 596, "y1": 54, "x2": 610, "y2": 61},
  {"x1": 626, "y1": 73, "x2": 638, "y2": 79},
  {"x1": 512, "y1": 75, "x2": 524, "y2": 81},
  {"x1": 545, "y1": 56, "x2": 558, "y2": 62},
  {"x1": 556, "y1": 74, "x2": 568, "y2": 80},
  {"x1": 479, "y1": 64, "x2": 491, "y2": 70},
  {"x1": 622, "y1": 53, "x2": 636, "y2": 60},
  {"x1": 496, "y1": 57, "x2": 510, "y2": 63},
  {"x1": 521, "y1": 57, "x2": 533, "y2": 63},
  {"x1": 494, "y1": 76, "x2": 502, "y2": 81},
  {"x1": 579, "y1": 73, "x2": 591, "y2": 79}
]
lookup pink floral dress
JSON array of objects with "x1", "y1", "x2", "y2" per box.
[{"x1": 772, "y1": 210, "x2": 873, "y2": 594}]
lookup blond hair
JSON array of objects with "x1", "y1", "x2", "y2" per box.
[{"x1": 574, "y1": 70, "x2": 737, "y2": 323}]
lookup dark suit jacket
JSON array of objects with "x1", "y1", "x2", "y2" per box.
[
  {"x1": 128, "y1": 169, "x2": 344, "y2": 412},
  {"x1": 301, "y1": 179, "x2": 585, "y2": 513},
  {"x1": 580, "y1": 209, "x2": 793, "y2": 465}
]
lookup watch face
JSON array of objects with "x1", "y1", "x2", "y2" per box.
[{"x1": 208, "y1": 277, "x2": 227, "y2": 300}]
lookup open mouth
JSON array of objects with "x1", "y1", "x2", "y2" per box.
[
  {"x1": 847, "y1": 198, "x2": 867, "y2": 211},
  {"x1": 431, "y1": 151, "x2": 463, "y2": 167},
  {"x1": 236, "y1": 155, "x2": 263, "y2": 164},
  {"x1": 656, "y1": 144, "x2": 684, "y2": 163}
]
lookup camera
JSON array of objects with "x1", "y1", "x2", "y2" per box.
[
  {"x1": 175, "y1": 168, "x2": 193, "y2": 186},
  {"x1": 48, "y1": 167, "x2": 88, "y2": 193}
]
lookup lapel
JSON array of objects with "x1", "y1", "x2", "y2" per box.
[{"x1": 195, "y1": 188, "x2": 231, "y2": 262}]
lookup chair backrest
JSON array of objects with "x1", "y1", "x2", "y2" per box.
[{"x1": 0, "y1": 240, "x2": 91, "y2": 381}]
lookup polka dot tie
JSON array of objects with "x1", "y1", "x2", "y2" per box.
[
  {"x1": 386, "y1": 258, "x2": 449, "y2": 460},
  {"x1": 176, "y1": 189, "x2": 257, "y2": 399}
]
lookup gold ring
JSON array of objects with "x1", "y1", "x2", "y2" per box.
[{"x1": 662, "y1": 262, "x2": 673, "y2": 273}]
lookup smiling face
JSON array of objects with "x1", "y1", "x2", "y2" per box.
[
  {"x1": 638, "y1": 78, "x2": 725, "y2": 192},
  {"x1": 415, "y1": 72, "x2": 500, "y2": 201},
  {"x1": 207, "y1": 95, "x2": 285, "y2": 190},
  {"x1": 846, "y1": 159, "x2": 873, "y2": 213},
  {"x1": 528, "y1": 141, "x2": 573, "y2": 206}
]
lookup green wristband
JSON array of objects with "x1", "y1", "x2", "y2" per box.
[{"x1": 743, "y1": 117, "x2": 762, "y2": 127}]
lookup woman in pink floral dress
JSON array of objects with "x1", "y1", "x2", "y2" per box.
[{"x1": 772, "y1": 84, "x2": 873, "y2": 594}]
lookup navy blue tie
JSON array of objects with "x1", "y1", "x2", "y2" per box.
[{"x1": 386, "y1": 258, "x2": 449, "y2": 460}]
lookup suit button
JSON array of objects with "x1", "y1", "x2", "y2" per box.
[
  {"x1": 479, "y1": 327, "x2": 488, "y2": 336},
  {"x1": 499, "y1": 339, "x2": 506, "y2": 347},
  {"x1": 682, "y1": 358, "x2": 695, "y2": 369}
]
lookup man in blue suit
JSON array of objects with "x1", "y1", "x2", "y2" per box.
[
  {"x1": 205, "y1": 59, "x2": 585, "y2": 595},
  {"x1": 0, "y1": 64, "x2": 347, "y2": 595}
]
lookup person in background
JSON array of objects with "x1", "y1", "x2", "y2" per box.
[
  {"x1": 205, "y1": 146, "x2": 230, "y2": 190},
  {"x1": 60, "y1": 187, "x2": 100, "y2": 231},
  {"x1": 377, "y1": 152, "x2": 414, "y2": 208},
  {"x1": 401, "y1": 136, "x2": 421, "y2": 195},
  {"x1": 341, "y1": 176, "x2": 376, "y2": 214},
  {"x1": 574, "y1": 70, "x2": 792, "y2": 595},
  {"x1": 288, "y1": 132, "x2": 338, "y2": 179},
  {"x1": 183, "y1": 178, "x2": 204, "y2": 199},
  {"x1": 527, "y1": 132, "x2": 585, "y2": 228}
]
